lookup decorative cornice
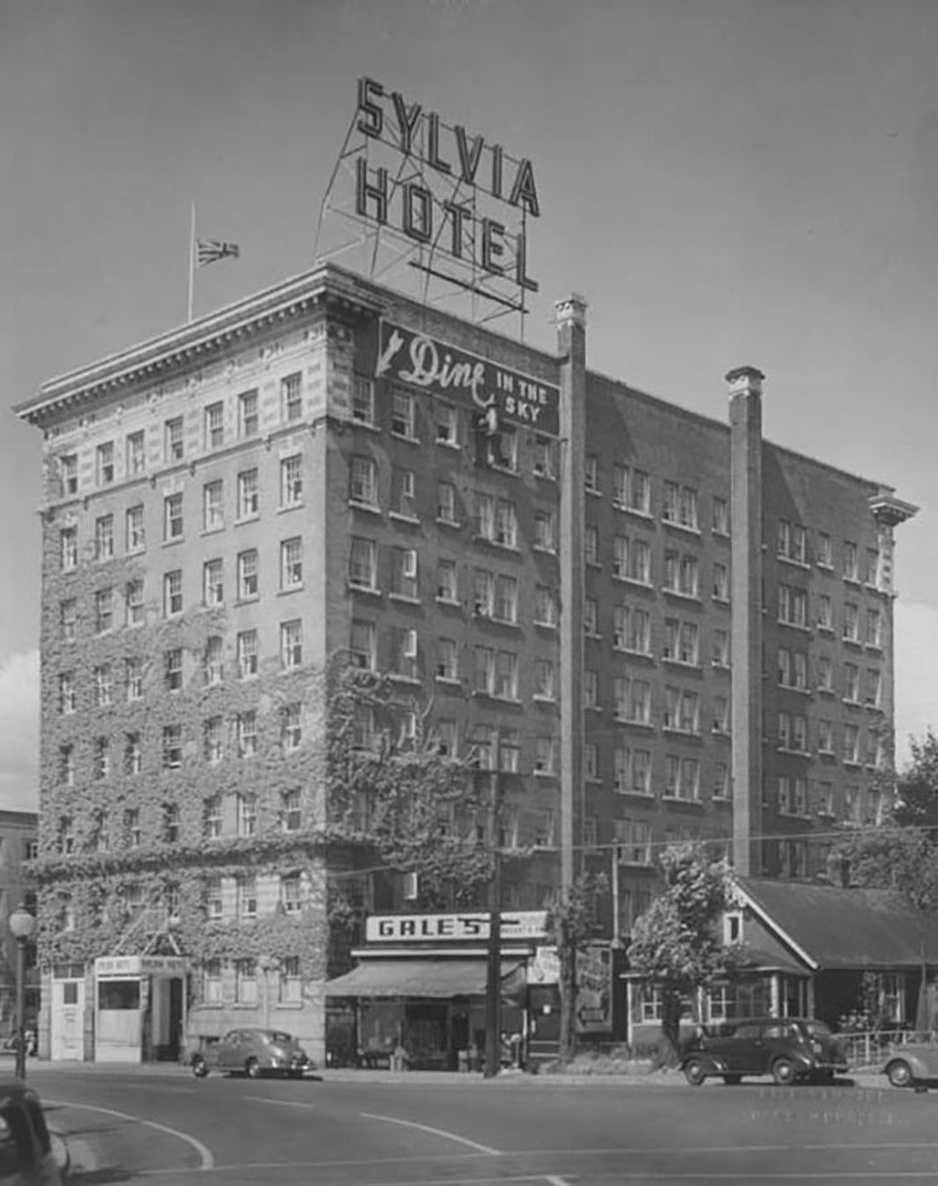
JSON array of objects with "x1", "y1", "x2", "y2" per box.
[{"x1": 868, "y1": 489, "x2": 919, "y2": 527}]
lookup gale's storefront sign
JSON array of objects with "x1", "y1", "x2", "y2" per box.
[
  {"x1": 376, "y1": 322, "x2": 559, "y2": 435},
  {"x1": 367, "y1": 911, "x2": 548, "y2": 944}
]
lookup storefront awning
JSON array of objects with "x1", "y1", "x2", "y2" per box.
[{"x1": 326, "y1": 958, "x2": 526, "y2": 1000}]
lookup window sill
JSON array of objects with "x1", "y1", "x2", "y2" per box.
[
  {"x1": 711, "y1": 528, "x2": 730, "y2": 540},
  {"x1": 842, "y1": 760, "x2": 863, "y2": 770},
  {"x1": 585, "y1": 487, "x2": 601, "y2": 498},
  {"x1": 533, "y1": 469, "x2": 557, "y2": 482},
  {"x1": 776, "y1": 620, "x2": 812, "y2": 634},
  {"x1": 816, "y1": 687, "x2": 836, "y2": 697},
  {"x1": 663, "y1": 658, "x2": 702, "y2": 672},
  {"x1": 776, "y1": 746, "x2": 810, "y2": 757},
  {"x1": 533, "y1": 620, "x2": 558, "y2": 630},
  {"x1": 435, "y1": 676, "x2": 461, "y2": 687},
  {"x1": 532, "y1": 545, "x2": 558, "y2": 556},
  {"x1": 662, "y1": 520, "x2": 701, "y2": 537},
  {"x1": 235, "y1": 515, "x2": 260, "y2": 527},
  {"x1": 866, "y1": 642, "x2": 883, "y2": 654},
  {"x1": 348, "y1": 500, "x2": 382, "y2": 516},
  {"x1": 613, "y1": 789, "x2": 655, "y2": 800},
  {"x1": 162, "y1": 538, "x2": 184, "y2": 549},
  {"x1": 777, "y1": 555, "x2": 811, "y2": 570},
  {"x1": 389, "y1": 432, "x2": 421, "y2": 445},
  {"x1": 712, "y1": 660, "x2": 731, "y2": 671},
  {"x1": 712, "y1": 595, "x2": 731, "y2": 606},
  {"x1": 388, "y1": 593, "x2": 420, "y2": 605},
  {"x1": 278, "y1": 502, "x2": 304, "y2": 515},
  {"x1": 435, "y1": 596, "x2": 460, "y2": 608},
  {"x1": 474, "y1": 536, "x2": 521, "y2": 553},
  {"x1": 278, "y1": 585, "x2": 303, "y2": 596},
  {"x1": 348, "y1": 584, "x2": 382, "y2": 598},
  {"x1": 435, "y1": 438, "x2": 460, "y2": 450},
  {"x1": 663, "y1": 727, "x2": 702, "y2": 739},
  {"x1": 611, "y1": 504, "x2": 654, "y2": 522},
  {"x1": 778, "y1": 684, "x2": 812, "y2": 696},
  {"x1": 843, "y1": 575, "x2": 863, "y2": 588},
  {"x1": 350, "y1": 418, "x2": 379, "y2": 432},
  {"x1": 663, "y1": 591, "x2": 702, "y2": 605},
  {"x1": 436, "y1": 517, "x2": 461, "y2": 529},
  {"x1": 843, "y1": 698, "x2": 863, "y2": 708},
  {"x1": 532, "y1": 694, "x2": 556, "y2": 704},
  {"x1": 584, "y1": 631, "x2": 603, "y2": 641},
  {"x1": 661, "y1": 796, "x2": 703, "y2": 807},
  {"x1": 389, "y1": 512, "x2": 420, "y2": 526},
  {"x1": 388, "y1": 673, "x2": 421, "y2": 685},
  {"x1": 234, "y1": 597, "x2": 259, "y2": 607},
  {"x1": 533, "y1": 769, "x2": 557, "y2": 779},
  {"x1": 616, "y1": 646, "x2": 654, "y2": 660},
  {"x1": 615, "y1": 718, "x2": 654, "y2": 730},
  {"x1": 612, "y1": 575, "x2": 655, "y2": 591}
]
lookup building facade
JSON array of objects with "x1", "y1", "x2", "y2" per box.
[
  {"x1": 0, "y1": 810, "x2": 39, "y2": 1036},
  {"x1": 16, "y1": 263, "x2": 916, "y2": 1062}
]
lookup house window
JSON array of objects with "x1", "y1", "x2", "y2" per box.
[
  {"x1": 473, "y1": 569, "x2": 494, "y2": 617},
  {"x1": 280, "y1": 537, "x2": 303, "y2": 590},
  {"x1": 203, "y1": 480, "x2": 224, "y2": 531},
  {"x1": 203, "y1": 796, "x2": 222, "y2": 840},
  {"x1": 204, "y1": 401, "x2": 224, "y2": 448},
  {"x1": 281, "y1": 789, "x2": 301, "y2": 832},
  {"x1": 280, "y1": 619, "x2": 302, "y2": 669},
  {"x1": 95, "y1": 587, "x2": 114, "y2": 633},
  {"x1": 437, "y1": 482, "x2": 457, "y2": 524},
  {"x1": 434, "y1": 719, "x2": 458, "y2": 759},
  {"x1": 711, "y1": 562, "x2": 729, "y2": 601},
  {"x1": 844, "y1": 663, "x2": 860, "y2": 703},
  {"x1": 473, "y1": 492, "x2": 494, "y2": 540},
  {"x1": 866, "y1": 608, "x2": 883, "y2": 648},
  {"x1": 348, "y1": 538, "x2": 376, "y2": 589},
  {"x1": 92, "y1": 737, "x2": 109, "y2": 781},
  {"x1": 663, "y1": 482, "x2": 698, "y2": 529},
  {"x1": 203, "y1": 716, "x2": 223, "y2": 764},
  {"x1": 494, "y1": 650, "x2": 519, "y2": 700},
  {"x1": 843, "y1": 541, "x2": 859, "y2": 581},
  {"x1": 238, "y1": 793, "x2": 258, "y2": 836},
  {"x1": 488, "y1": 423, "x2": 518, "y2": 470},
  {"x1": 844, "y1": 724, "x2": 860, "y2": 765},
  {"x1": 126, "y1": 430, "x2": 146, "y2": 476},
  {"x1": 280, "y1": 874, "x2": 303, "y2": 916},
  {"x1": 534, "y1": 585, "x2": 558, "y2": 627},
  {"x1": 712, "y1": 496, "x2": 729, "y2": 535},
  {"x1": 126, "y1": 503, "x2": 146, "y2": 553},
  {"x1": 163, "y1": 803, "x2": 180, "y2": 844},
  {"x1": 60, "y1": 599, "x2": 77, "y2": 641},
  {"x1": 533, "y1": 658, "x2": 554, "y2": 699},
  {"x1": 712, "y1": 695, "x2": 729, "y2": 734},
  {"x1": 391, "y1": 627, "x2": 418, "y2": 679},
  {"x1": 614, "y1": 676, "x2": 651, "y2": 724},
  {"x1": 96, "y1": 441, "x2": 115, "y2": 485},
  {"x1": 282, "y1": 703, "x2": 302, "y2": 752},
  {"x1": 390, "y1": 547, "x2": 418, "y2": 599},
  {"x1": 237, "y1": 711, "x2": 258, "y2": 758},
  {"x1": 495, "y1": 499, "x2": 518, "y2": 547},
  {"x1": 94, "y1": 663, "x2": 113, "y2": 706},
  {"x1": 713, "y1": 762, "x2": 730, "y2": 801},
  {"x1": 165, "y1": 417, "x2": 184, "y2": 462},
  {"x1": 584, "y1": 454, "x2": 599, "y2": 494},
  {"x1": 163, "y1": 570, "x2": 183, "y2": 616},
  {"x1": 238, "y1": 876, "x2": 257, "y2": 921},
  {"x1": 435, "y1": 402, "x2": 458, "y2": 445},
  {"x1": 162, "y1": 492, "x2": 183, "y2": 541},
  {"x1": 238, "y1": 389, "x2": 259, "y2": 437},
  {"x1": 203, "y1": 636, "x2": 223, "y2": 686},
  {"x1": 534, "y1": 736, "x2": 557, "y2": 775},
  {"x1": 818, "y1": 654, "x2": 834, "y2": 693},
  {"x1": 281, "y1": 372, "x2": 303, "y2": 422},
  {"x1": 865, "y1": 668, "x2": 882, "y2": 707},
  {"x1": 162, "y1": 724, "x2": 183, "y2": 769},
  {"x1": 123, "y1": 731, "x2": 141, "y2": 776},
  {"x1": 664, "y1": 550, "x2": 699, "y2": 596},
  {"x1": 818, "y1": 781, "x2": 834, "y2": 816},
  {"x1": 60, "y1": 526, "x2": 78, "y2": 571},
  {"x1": 818, "y1": 719, "x2": 834, "y2": 753},
  {"x1": 778, "y1": 584, "x2": 807, "y2": 627},
  {"x1": 866, "y1": 548, "x2": 881, "y2": 588},
  {"x1": 203, "y1": 559, "x2": 223, "y2": 606},
  {"x1": 352, "y1": 703, "x2": 375, "y2": 750},
  {"x1": 59, "y1": 672, "x2": 76, "y2": 715},
  {"x1": 436, "y1": 559, "x2": 458, "y2": 603},
  {"x1": 238, "y1": 469, "x2": 259, "y2": 519},
  {"x1": 237, "y1": 550, "x2": 258, "y2": 599},
  {"x1": 349, "y1": 456, "x2": 377, "y2": 505},
  {"x1": 281, "y1": 454, "x2": 303, "y2": 507},
  {"x1": 712, "y1": 628, "x2": 729, "y2": 667},
  {"x1": 125, "y1": 658, "x2": 143, "y2": 702},
  {"x1": 664, "y1": 755, "x2": 700, "y2": 801},
  {"x1": 349, "y1": 620, "x2": 376, "y2": 670},
  {"x1": 234, "y1": 960, "x2": 258, "y2": 1003},
  {"x1": 59, "y1": 744, "x2": 75, "y2": 785},
  {"x1": 237, "y1": 630, "x2": 258, "y2": 679},
  {"x1": 664, "y1": 687, "x2": 700, "y2": 734},
  {"x1": 125, "y1": 809, "x2": 141, "y2": 849},
  {"x1": 391, "y1": 387, "x2": 416, "y2": 437},
  {"x1": 584, "y1": 669, "x2": 599, "y2": 710},
  {"x1": 585, "y1": 526, "x2": 599, "y2": 566},
  {"x1": 843, "y1": 602, "x2": 859, "y2": 642},
  {"x1": 351, "y1": 374, "x2": 374, "y2": 425},
  {"x1": 583, "y1": 598, "x2": 599, "y2": 636},
  {"x1": 95, "y1": 514, "x2": 114, "y2": 561}
]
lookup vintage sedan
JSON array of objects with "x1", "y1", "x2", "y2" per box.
[
  {"x1": 191, "y1": 1028, "x2": 310, "y2": 1079},
  {"x1": 681, "y1": 1017, "x2": 848, "y2": 1086},
  {"x1": 883, "y1": 1040, "x2": 938, "y2": 1089},
  {"x1": 0, "y1": 1081, "x2": 66, "y2": 1184}
]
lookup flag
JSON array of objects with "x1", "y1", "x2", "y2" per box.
[{"x1": 197, "y1": 239, "x2": 240, "y2": 267}]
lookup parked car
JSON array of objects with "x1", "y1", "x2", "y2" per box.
[
  {"x1": 681, "y1": 1017, "x2": 848, "y2": 1086},
  {"x1": 191, "y1": 1028, "x2": 310, "y2": 1079},
  {"x1": 0, "y1": 1081, "x2": 65, "y2": 1184},
  {"x1": 882, "y1": 1040, "x2": 938, "y2": 1089}
]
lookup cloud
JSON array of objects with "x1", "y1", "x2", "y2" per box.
[
  {"x1": 0, "y1": 649, "x2": 39, "y2": 813},
  {"x1": 895, "y1": 601, "x2": 938, "y2": 770}
]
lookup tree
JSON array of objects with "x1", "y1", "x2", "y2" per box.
[
  {"x1": 545, "y1": 873, "x2": 607, "y2": 1063},
  {"x1": 831, "y1": 824, "x2": 938, "y2": 913},
  {"x1": 627, "y1": 844, "x2": 737, "y2": 1065},
  {"x1": 894, "y1": 730, "x2": 938, "y2": 837}
]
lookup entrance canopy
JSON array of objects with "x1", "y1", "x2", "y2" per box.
[{"x1": 326, "y1": 958, "x2": 525, "y2": 1000}]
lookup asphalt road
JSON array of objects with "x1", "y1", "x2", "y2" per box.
[{"x1": 22, "y1": 1064, "x2": 938, "y2": 1185}]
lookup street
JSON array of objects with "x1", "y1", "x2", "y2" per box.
[{"x1": 20, "y1": 1064, "x2": 938, "y2": 1185}]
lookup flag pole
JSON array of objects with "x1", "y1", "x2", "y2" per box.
[{"x1": 187, "y1": 204, "x2": 197, "y2": 324}]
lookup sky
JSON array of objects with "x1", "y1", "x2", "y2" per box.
[{"x1": 2, "y1": 0, "x2": 937, "y2": 812}]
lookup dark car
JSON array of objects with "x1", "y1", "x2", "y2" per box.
[
  {"x1": 681, "y1": 1017, "x2": 848, "y2": 1086},
  {"x1": 882, "y1": 1040, "x2": 938, "y2": 1089},
  {"x1": 0, "y1": 1081, "x2": 66, "y2": 1184},
  {"x1": 191, "y1": 1028, "x2": 310, "y2": 1079}
]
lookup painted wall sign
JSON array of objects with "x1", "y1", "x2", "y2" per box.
[
  {"x1": 576, "y1": 944, "x2": 613, "y2": 1034},
  {"x1": 366, "y1": 911, "x2": 548, "y2": 943},
  {"x1": 377, "y1": 322, "x2": 559, "y2": 435}
]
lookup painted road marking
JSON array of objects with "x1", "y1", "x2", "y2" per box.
[
  {"x1": 361, "y1": 1110, "x2": 501, "y2": 1155},
  {"x1": 45, "y1": 1098, "x2": 214, "y2": 1171}
]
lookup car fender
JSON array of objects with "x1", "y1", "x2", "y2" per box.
[
  {"x1": 884, "y1": 1052, "x2": 932, "y2": 1080},
  {"x1": 681, "y1": 1053, "x2": 727, "y2": 1075}
]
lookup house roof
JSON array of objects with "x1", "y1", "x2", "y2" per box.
[{"x1": 736, "y1": 878, "x2": 938, "y2": 971}]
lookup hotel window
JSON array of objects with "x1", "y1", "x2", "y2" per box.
[
  {"x1": 162, "y1": 647, "x2": 182, "y2": 693},
  {"x1": 237, "y1": 550, "x2": 258, "y2": 599},
  {"x1": 584, "y1": 454, "x2": 599, "y2": 494},
  {"x1": 817, "y1": 654, "x2": 834, "y2": 693},
  {"x1": 348, "y1": 537, "x2": 376, "y2": 590},
  {"x1": 436, "y1": 637, "x2": 458, "y2": 681},
  {"x1": 844, "y1": 662, "x2": 860, "y2": 703},
  {"x1": 95, "y1": 514, "x2": 114, "y2": 561},
  {"x1": 125, "y1": 657, "x2": 143, "y2": 702},
  {"x1": 205, "y1": 878, "x2": 222, "y2": 921},
  {"x1": 628, "y1": 538, "x2": 652, "y2": 584},
  {"x1": 665, "y1": 755, "x2": 700, "y2": 802},
  {"x1": 664, "y1": 550, "x2": 699, "y2": 597},
  {"x1": 237, "y1": 711, "x2": 258, "y2": 758},
  {"x1": 612, "y1": 536, "x2": 628, "y2": 579},
  {"x1": 844, "y1": 724, "x2": 861, "y2": 765},
  {"x1": 867, "y1": 730, "x2": 884, "y2": 770},
  {"x1": 165, "y1": 417, "x2": 184, "y2": 462},
  {"x1": 616, "y1": 820, "x2": 653, "y2": 866},
  {"x1": 238, "y1": 876, "x2": 258, "y2": 921},
  {"x1": 778, "y1": 520, "x2": 807, "y2": 563},
  {"x1": 162, "y1": 724, "x2": 182, "y2": 769},
  {"x1": 281, "y1": 372, "x2": 302, "y2": 422},
  {"x1": 391, "y1": 627, "x2": 418, "y2": 679},
  {"x1": 712, "y1": 496, "x2": 729, "y2": 535},
  {"x1": 472, "y1": 492, "x2": 495, "y2": 541},
  {"x1": 125, "y1": 504, "x2": 145, "y2": 553},
  {"x1": 202, "y1": 558, "x2": 223, "y2": 607},
  {"x1": 95, "y1": 586, "x2": 114, "y2": 632},
  {"x1": 843, "y1": 602, "x2": 859, "y2": 642},
  {"x1": 474, "y1": 646, "x2": 494, "y2": 695},
  {"x1": 534, "y1": 585, "x2": 558, "y2": 627},
  {"x1": 124, "y1": 732, "x2": 141, "y2": 776},
  {"x1": 96, "y1": 441, "x2": 115, "y2": 485},
  {"x1": 473, "y1": 569, "x2": 494, "y2": 617},
  {"x1": 816, "y1": 532, "x2": 833, "y2": 568},
  {"x1": 616, "y1": 748, "x2": 651, "y2": 795},
  {"x1": 164, "y1": 493, "x2": 183, "y2": 541},
  {"x1": 351, "y1": 374, "x2": 374, "y2": 425},
  {"x1": 778, "y1": 584, "x2": 807, "y2": 627},
  {"x1": 59, "y1": 743, "x2": 75, "y2": 785},
  {"x1": 625, "y1": 606, "x2": 651, "y2": 654},
  {"x1": 615, "y1": 676, "x2": 651, "y2": 724},
  {"x1": 489, "y1": 423, "x2": 518, "y2": 471},
  {"x1": 60, "y1": 526, "x2": 78, "y2": 571},
  {"x1": 792, "y1": 714, "x2": 808, "y2": 752},
  {"x1": 817, "y1": 781, "x2": 834, "y2": 816},
  {"x1": 163, "y1": 803, "x2": 180, "y2": 844},
  {"x1": 664, "y1": 619, "x2": 699, "y2": 665},
  {"x1": 163, "y1": 570, "x2": 183, "y2": 616},
  {"x1": 533, "y1": 658, "x2": 554, "y2": 699},
  {"x1": 92, "y1": 737, "x2": 109, "y2": 781},
  {"x1": 237, "y1": 469, "x2": 259, "y2": 519},
  {"x1": 493, "y1": 574, "x2": 518, "y2": 623},
  {"x1": 92, "y1": 664, "x2": 112, "y2": 707},
  {"x1": 778, "y1": 776, "x2": 792, "y2": 815},
  {"x1": 778, "y1": 648, "x2": 791, "y2": 686},
  {"x1": 434, "y1": 719, "x2": 457, "y2": 759},
  {"x1": 437, "y1": 481, "x2": 457, "y2": 524},
  {"x1": 280, "y1": 874, "x2": 303, "y2": 916},
  {"x1": 60, "y1": 599, "x2": 77, "y2": 641},
  {"x1": 280, "y1": 538, "x2": 303, "y2": 590},
  {"x1": 125, "y1": 809, "x2": 141, "y2": 849},
  {"x1": 583, "y1": 598, "x2": 599, "y2": 636},
  {"x1": 844, "y1": 785, "x2": 862, "y2": 824},
  {"x1": 818, "y1": 719, "x2": 834, "y2": 753},
  {"x1": 435, "y1": 402, "x2": 458, "y2": 445},
  {"x1": 495, "y1": 499, "x2": 518, "y2": 547},
  {"x1": 281, "y1": 619, "x2": 302, "y2": 669},
  {"x1": 612, "y1": 464, "x2": 628, "y2": 507},
  {"x1": 533, "y1": 435, "x2": 556, "y2": 478},
  {"x1": 713, "y1": 762, "x2": 730, "y2": 801},
  {"x1": 203, "y1": 716, "x2": 223, "y2": 764},
  {"x1": 126, "y1": 430, "x2": 145, "y2": 476},
  {"x1": 390, "y1": 547, "x2": 418, "y2": 599},
  {"x1": 793, "y1": 776, "x2": 807, "y2": 815},
  {"x1": 663, "y1": 482, "x2": 698, "y2": 529},
  {"x1": 613, "y1": 466, "x2": 650, "y2": 514},
  {"x1": 817, "y1": 593, "x2": 833, "y2": 632},
  {"x1": 390, "y1": 387, "x2": 416, "y2": 437},
  {"x1": 237, "y1": 630, "x2": 258, "y2": 679},
  {"x1": 349, "y1": 456, "x2": 377, "y2": 506},
  {"x1": 279, "y1": 956, "x2": 302, "y2": 1003},
  {"x1": 238, "y1": 389, "x2": 259, "y2": 437},
  {"x1": 352, "y1": 703, "x2": 375, "y2": 750},
  {"x1": 281, "y1": 704, "x2": 302, "y2": 753},
  {"x1": 711, "y1": 562, "x2": 728, "y2": 601},
  {"x1": 234, "y1": 961, "x2": 256, "y2": 1003},
  {"x1": 712, "y1": 628, "x2": 729, "y2": 667},
  {"x1": 793, "y1": 652, "x2": 808, "y2": 689},
  {"x1": 534, "y1": 508, "x2": 556, "y2": 552},
  {"x1": 349, "y1": 620, "x2": 376, "y2": 670},
  {"x1": 584, "y1": 669, "x2": 599, "y2": 710},
  {"x1": 664, "y1": 687, "x2": 699, "y2": 734},
  {"x1": 866, "y1": 548, "x2": 881, "y2": 588},
  {"x1": 204, "y1": 401, "x2": 224, "y2": 448},
  {"x1": 534, "y1": 736, "x2": 557, "y2": 775},
  {"x1": 843, "y1": 541, "x2": 859, "y2": 581},
  {"x1": 203, "y1": 480, "x2": 224, "y2": 530},
  {"x1": 712, "y1": 695, "x2": 729, "y2": 734},
  {"x1": 203, "y1": 635, "x2": 223, "y2": 685},
  {"x1": 778, "y1": 712, "x2": 791, "y2": 749},
  {"x1": 280, "y1": 454, "x2": 303, "y2": 507},
  {"x1": 584, "y1": 742, "x2": 599, "y2": 780},
  {"x1": 585, "y1": 525, "x2": 599, "y2": 566},
  {"x1": 436, "y1": 559, "x2": 458, "y2": 603},
  {"x1": 865, "y1": 668, "x2": 882, "y2": 707},
  {"x1": 203, "y1": 796, "x2": 222, "y2": 840},
  {"x1": 866, "y1": 607, "x2": 883, "y2": 647},
  {"x1": 391, "y1": 467, "x2": 416, "y2": 518}
]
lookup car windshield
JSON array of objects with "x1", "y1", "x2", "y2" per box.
[{"x1": 269, "y1": 1031, "x2": 292, "y2": 1044}]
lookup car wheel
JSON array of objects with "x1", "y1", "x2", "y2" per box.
[
  {"x1": 191, "y1": 1056, "x2": 208, "y2": 1079},
  {"x1": 772, "y1": 1058, "x2": 797, "y2": 1086},
  {"x1": 722, "y1": 1074, "x2": 742, "y2": 1085},
  {"x1": 245, "y1": 1057, "x2": 261, "y2": 1079},
  {"x1": 683, "y1": 1058, "x2": 707, "y2": 1087},
  {"x1": 887, "y1": 1059, "x2": 914, "y2": 1089}
]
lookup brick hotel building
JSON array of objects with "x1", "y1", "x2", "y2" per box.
[{"x1": 16, "y1": 263, "x2": 916, "y2": 1062}]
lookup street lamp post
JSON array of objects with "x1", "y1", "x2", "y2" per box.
[{"x1": 9, "y1": 905, "x2": 36, "y2": 1080}]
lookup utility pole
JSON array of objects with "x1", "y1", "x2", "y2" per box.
[{"x1": 484, "y1": 731, "x2": 502, "y2": 1078}]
